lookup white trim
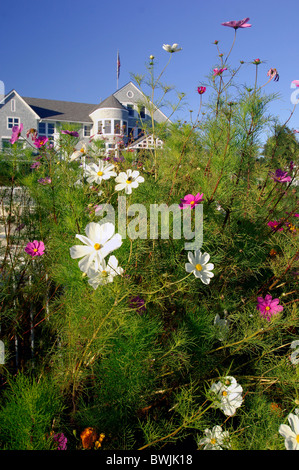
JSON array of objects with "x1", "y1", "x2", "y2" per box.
[
  {"x1": 44, "y1": 118, "x2": 92, "y2": 124},
  {"x1": 89, "y1": 106, "x2": 128, "y2": 117},
  {"x1": 96, "y1": 118, "x2": 128, "y2": 136},
  {"x1": 3, "y1": 89, "x2": 40, "y2": 119}
]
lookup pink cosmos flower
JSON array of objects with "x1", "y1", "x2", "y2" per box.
[
  {"x1": 179, "y1": 193, "x2": 204, "y2": 209},
  {"x1": 197, "y1": 86, "x2": 206, "y2": 94},
  {"x1": 292, "y1": 80, "x2": 299, "y2": 87},
  {"x1": 24, "y1": 240, "x2": 45, "y2": 257},
  {"x1": 34, "y1": 136, "x2": 49, "y2": 148},
  {"x1": 267, "y1": 220, "x2": 284, "y2": 232},
  {"x1": 221, "y1": 17, "x2": 251, "y2": 29},
  {"x1": 213, "y1": 67, "x2": 227, "y2": 76},
  {"x1": 267, "y1": 68, "x2": 279, "y2": 82},
  {"x1": 257, "y1": 294, "x2": 283, "y2": 322},
  {"x1": 61, "y1": 130, "x2": 79, "y2": 137},
  {"x1": 38, "y1": 177, "x2": 51, "y2": 185},
  {"x1": 30, "y1": 161, "x2": 41, "y2": 169},
  {"x1": 10, "y1": 123, "x2": 23, "y2": 144},
  {"x1": 269, "y1": 169, "x2": 292, "y2": 183}
]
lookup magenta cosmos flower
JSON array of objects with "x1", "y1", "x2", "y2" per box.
[
  {"x1": 52, "y1": 433, "x2": 67, "y2": 450},
  {"x1": 257, "y1": 294, "x2": 283, "y2": 322},
  {"x1": 179, "y1": 193, "x2": 204, "y2": 210},
  {"x1": 61, "y1": 130, "x2": 79, "y2": 137},
  {"x1": 213, "y1": 67, "x2": 227, "y2": 76},
  {"x1": 197, "y1": 86, "x2": 206, "y2": 94},
  {"x1": 292, "y1": 80, "x2": 299, "y2": 87},
  {"x1": 34, "y1": 136, "x2": 49, "y2": 148},
  {"x1": 221, "y1": 17, "x2": 251, "y2": 29},
  {"x1": 270, "y1": 169, "x2": 292, "y2": 183},
  {"x1": 267, "y1": 220, "x2": 283, "y2": 232},
  {"x1": 24, "y1": 240, "x2": 45, "y2": 257},
  {"x1": 10, "y1": 123, "x2": 23, "y2": 144}
]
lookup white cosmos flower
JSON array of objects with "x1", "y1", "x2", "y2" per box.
[
  {"x1": 279, "y1": 413, "x2": 299, "y2": 450},
  {"x1": 185, "y1": 250, "x2": 214, "y2": 284},
  {"x1": 210, "y1": 376, "x2": 243, "y2": 416},
  {"x1": 162, "y1": 43, "x2": 182, "y2": 53},
  {"x1": 115, "y1": 169, "x2": 144, "y2": 195},
  {"x1": 70, "y1": 222, "x2": 122, "y2": 273},
  {"x1": 84, "y1": 159, "x2": 117, "y2": 184},
  {"x1": 290, "y1": 340, "x2": 299, "y2": 365},
  {"x1": 198, "y1": 425, "x2": 231, "y2": 450},
  {"x1": 70, "y1": 145, "x2": 86, "y2": 161},
  {"x1": 86, "y1": 255, "x2": 123, "y2": 289}
]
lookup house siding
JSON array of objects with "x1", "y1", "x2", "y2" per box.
[{"x1": 0, "y1": 91, "x2": 38, "y2": 148}]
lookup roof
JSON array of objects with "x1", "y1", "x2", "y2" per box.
[
  {"x1": 22, "y1": 96, "x2": 96, "y2": 123},
  {"x1": 90, "y1": 94, "x2": 127, "y2": 113}
]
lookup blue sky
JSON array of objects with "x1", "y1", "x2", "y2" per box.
[{"x1": 1, "y1": 0, "x2": 299, "y2": 141}]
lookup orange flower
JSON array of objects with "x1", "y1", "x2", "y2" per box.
[
  {"x1": 80, "y1": 427, "x2": 98, "y2": 449},
  {"x1": 269, "y1": 249, "x2": 277, "y2": 257}
]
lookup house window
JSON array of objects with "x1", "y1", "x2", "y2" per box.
[
  {"x1": 114, "y1": 120, "x2": 121, "y2": 134},
  {"x1": 7, "y1": 117, "x2": 20, "y2": 129},
  {"x1": 127, "y1": 104, "x2": 134, "y2": 116},
  {"x1": 128, "y1": 127, "x2": 134, "y2": 139},
  {"x1": 2, "y1": 138, "x2": 23, "y2": 150},
  {"x1": 97, "y1": 121, "x2": 103, "y2": 134},
  {"x1": 122, "y1": 121, "x2": 127, "y2": 136},
  {"x1": 139, "y1": 106, "x2": 145, "y2": 119},
  {"x1": 38, "y1": 122, "x2": 46, "y2": 135},
  {"x1": 38, "y1": 122, "x2": 55, "y2": 137},
  {"x1": 83, "y1": 125, "x2": 92, "y2": 137},
  {"x1": 104, "y1": 120, "x2": 111, "y2": 134},
  {"x1": 11, "y1": 99, "x2": 16, "y2": 112},
  {"x1": 48, "y1": 123, "x2": 55, "y2": 136}
]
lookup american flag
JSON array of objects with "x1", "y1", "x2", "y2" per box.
[{"x1": 117, "y1": 51, "x2": 121, "y2": 79}]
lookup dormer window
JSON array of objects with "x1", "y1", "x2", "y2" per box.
[{"x1": 127, "y1": 104, "x2": 134, "y2": 116}]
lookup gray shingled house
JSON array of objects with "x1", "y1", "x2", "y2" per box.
[{"x1": 0, "y1": 82, "x2": 167, "y2": 153}]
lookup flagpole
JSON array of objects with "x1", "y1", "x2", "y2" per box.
[
  {"x1": 117, "y1": 50, "x2": 119, "y2": 90},
  {"x1": 117, "y1": 50, "x2": 120, "y2": 90}
]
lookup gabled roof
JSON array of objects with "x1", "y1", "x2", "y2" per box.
[
  {"x1": 22, "y1": 96, "x2": 96, "y2": 123},
  {"x1": 4, "y1": 89, "x2": 40, "y2": 119}
]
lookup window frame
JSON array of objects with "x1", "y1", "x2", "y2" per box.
[{"x1": 7, "y1": 117, "x2": 20, "y2": 129}]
